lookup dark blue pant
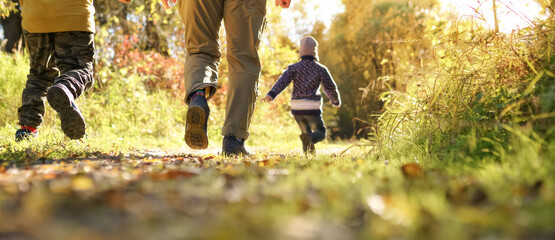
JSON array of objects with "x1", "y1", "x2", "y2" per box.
[{"x1": 294, "y1": 114, "x2": 326, "y2": 143}]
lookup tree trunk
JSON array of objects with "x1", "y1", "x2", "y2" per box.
[
  {"x1": 144, "y1": 2, "x2": 169, "y2": 56},
  {"x1": 493, "y1": 0, "x2": 499, "y2": 33}
]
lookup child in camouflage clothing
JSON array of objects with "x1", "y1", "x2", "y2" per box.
[
  {"x1": 262, "y1": 36, "x2": 341, "y2": 154},
  {"x1": 15, "y1": 0, "x2": 128, "y2": 141}
]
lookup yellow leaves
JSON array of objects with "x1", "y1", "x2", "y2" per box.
[
  {"x1": 71, "y1": 175, "x2": 94, "y2": 191},
  {"x1": 36, "y1": 148, "x2": 55, "y2": 159},
  {"x1": 219, "y1": 165, "x2": 241, "y2": 176},
  {"x1": 202, "y1": 154, "x2": 217, "y2": 161},
  {"x1": 149, "y1": 170, "x2": 198, "y2": 181}
]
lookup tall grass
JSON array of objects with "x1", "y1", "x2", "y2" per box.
[
  {"x1": 0, "y1": 53, "x2": 28, "y2": 128},
  {"x1": 374, "y1": 18, "x2": 555, "y2": 164}
]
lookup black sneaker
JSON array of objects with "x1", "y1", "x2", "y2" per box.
[
  {"x1": 47, "y1": 84, "x2": 86, "y2": 139},
  {"x1": 222, "y1": 135, "x2": 249, "y2": 156},
  {"x1": 300, "y1": 133, "x2": 315, "y2": 154},
  {"x1": 184, "y1": 92, "x2": 209, "y2": 149},
  {"x1": 15, "y1": 128, "x2": 37, "y2": 142}
]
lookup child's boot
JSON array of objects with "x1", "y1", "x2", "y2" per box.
[
  {"x1": 15, "y1": 126, "x2": 38, "y2": 142},
  {"x1": 185, "y1": 90, "x2": 210, "y2": 149},
  {"x1": 47, "y1": 83, "x2": 86, "y2": 139},
  {"x1": 300, "y1": 133, "x2": 315, "y2": 154}
]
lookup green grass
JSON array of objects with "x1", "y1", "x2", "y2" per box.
[{"x1": 0, "y1": 136, "x2": 553, "y2": 239}]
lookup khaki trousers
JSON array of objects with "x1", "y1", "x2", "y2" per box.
[{"x1": 179, "y1": 0, "x2": 267, "y2": 140}]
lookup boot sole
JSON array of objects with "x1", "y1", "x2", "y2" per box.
[
  {"x1": 47, "y1": 85, "x2": 86, "y2": 140},
  {"x1": 222, "y1": 148, "x2": 249, "y2": 157},
  {"x1": 185, "y1": 105, "x2": 208, "y2": 149}
]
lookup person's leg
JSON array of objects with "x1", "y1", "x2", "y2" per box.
[
  {"x1": 295, "y1": 115, "x2": 314, "y2": 153},
  {"x1": 294, "y1": 115, "x2": 311, "y2": 134},
  {"x1": 16, "y1": 31, "x2": 58, "y2": 141},
  {"x1": 52, "y1": 31, "x2": 95, "y2": 98},
  {"x1": 222, "y1": 0, "x2": 267, "y2": 141},
  {"x1": 307, "y1": 114, "x2": 327, "y2": 143},
  {"x1": 178, "y1": 0, "x2": 224, "y2": 149},
  {"x1": 47, "y1": 31, "x2": 95, "y2": 139},
  {"x1": 179, "y1": 0, "x2": 223, "y2": 101}
]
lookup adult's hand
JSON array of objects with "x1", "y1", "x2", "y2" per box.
[
  {"x1": 275, "y1": 0, "x2": 291, "y2": 8},
  {"x1": 161, "y1": 0, "x2": 177, "y2": 9}
]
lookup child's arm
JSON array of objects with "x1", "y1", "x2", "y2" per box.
[
  {"x1": 264, "y1": 66, "x2": 294, "y2": 102},
  {"x1": 321, "y1": 67, "x2": 341, "y2": 107}
]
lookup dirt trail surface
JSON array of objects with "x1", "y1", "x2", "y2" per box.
[{"x1": 0, "y1": 147, "x2": 355, "y2": 240}]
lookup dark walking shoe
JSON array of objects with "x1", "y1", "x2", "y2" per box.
[
  {"x1": 222, "y1": 135, "x2": 249, "y2": 156},
  {"x1": 185, "y1": 91, "x2": 210, "y2": 149},
  {"x1": 47, "y1": 84, "x2": 86, "y2": 139},
  {"x1": 300, "y1": 133, "x2": 315, "y2": 154},
  {"x1": 15, "y1": 128, "x2": 37, "y2": 142}
]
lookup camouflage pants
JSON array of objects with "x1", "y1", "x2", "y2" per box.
[{"x1": 18, "y1": 31, "x2": 95, "y2": 128}]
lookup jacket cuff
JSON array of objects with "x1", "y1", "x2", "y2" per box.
[{"x1": 267, "y1": 91, "x2": 278, "y2": 99}]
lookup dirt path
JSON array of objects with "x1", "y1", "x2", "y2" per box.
[{"x1": 0, "y1": 142, "x2": 365, "y2": 240}]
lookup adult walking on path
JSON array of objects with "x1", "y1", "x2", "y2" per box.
[{"x1": 161, "y1": 0, "x2": 292, "y2": 156}]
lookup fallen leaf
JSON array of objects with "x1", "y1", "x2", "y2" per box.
[
  {"x1": 150, "y1": 170, "x2": 197, "y2": 181},
  {"x1": 258, "y1": 160, "x2": 270, "y2": 167},
  {"x1": 401, "y1": 163, "x2": 424, "y2": 178},
  {"x1": 202, "y1": 154, "x2": 216, "y2": 161},
  {"x1": 71, "y1": 175, "x2": 94, "y2": 191},
  {"x1": 43, "y1": 173, "x2": 58, "y2": 180}
]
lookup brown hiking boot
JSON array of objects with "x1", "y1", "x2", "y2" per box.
[
  {"x1": 222, "y1": 135, "x2": 249, "y2": 157},
  {"x1": 184, "y1": 92, "x2": 209, "y2": 149},
  {"x1": 47, "y1": 83, "x2": 86, "y2": 139}
]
